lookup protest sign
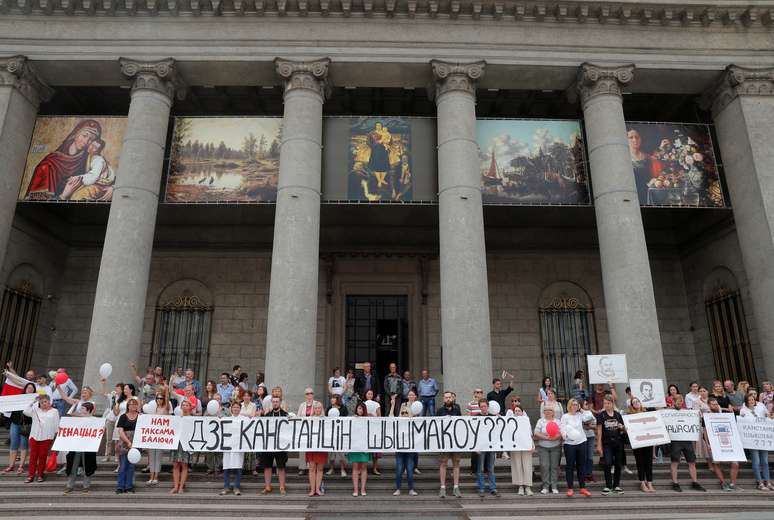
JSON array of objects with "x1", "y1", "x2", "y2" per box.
[
  {"x1": 588, "y1": 354, "x2": 628, "y2": 384},
  {"x1": 52, "y1": 417, "x2": 106, "y2": 452},
  {"x1": 630, "y1": 378, "x2": 666, "y2": 408},
  {"x1": 177, "y1": 415, "x2": 533, "y2": 453},
  {"x1": 704, "y1": 413, "x2": 746, "y2": 462},
  {"x1": 659, "y1": 409, "x2": 701, "y2": 442},
  {"x1": 737, "y1": 416, "x2": 774, "y2": 451},
  {"x1": 0, "y1": 393, "x2": 37, "y2": 413},
  {"x1": 622, "y1": 411, "x2": 670, "y2": 448},
  {"x1": 132, "y1": 414, "x2": 181, "y2": 450}
]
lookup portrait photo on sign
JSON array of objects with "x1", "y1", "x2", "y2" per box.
[
  {"x1": 625, "y1": 122, "x2": 725, "y2": 207},
  {"x1": 630, "y1": 378, "x2": 666, "y2": 408},
  {"x1": 477, "y1": 119, "x2": 589, "y2": 205},
  {"x1": 166, "y1": 117, "x2": 281, "y2": 203},
  {"x1": 348, "y1": 117, "x2": 412, "y2": 202},
  {"x1": 587, "y1": 354, "x2": 628, "y2": 384},
  {"x1": 19, "y1": 117, "x2": 127, "y2": 202}
]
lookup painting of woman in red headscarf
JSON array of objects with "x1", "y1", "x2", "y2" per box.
[{"x1": 24, "y1": 119, "x2": 102, "y2": 200}]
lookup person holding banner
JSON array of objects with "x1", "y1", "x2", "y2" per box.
[
  {"x1": 261, "y1": 396, "x2": 289, "y2": 495},
  {"x1": 363, "y1": 388, "x2": 383, "y2": 475},
  {"x1": 476, "y1": 400, "x2": 500, "y2": 498},
  {"x1": 392, "y1": 389, "x2": 420, "y2": 496},
  {"x1": 4, "y1": 382, "x2": 35, "y2": 475},
  {"x1": 740, "y1": 392, "x2": 767, "y2": 420},
  {"x1": 704, "y1": 397, "x2": 740, "y2": 491},
  {"x1": 306, "y1": 401, "x2": 328, "y2": 496},
  {"x1": 63, "y1": 402, "x2": 98, "y2": 494},
  {"x1": 626, "y1": 397, "x2": 655, "y2": 493},
  {"x1": 437, "y1": 391, "x2": 463, "y2": 498},
  {"x1": 509, "y1": 403, "x2": 534, "y2": 496},
  {"x1": 534, "y1": 406, "x2": 561, "y2": 494},
  {"x1": 220, "y1": 401, "x2": 245, "y2": 496},
  {"x1": 326, "y1": 394, "x2": 348, "y2": 477},
  {"x1": 147, "y1": 390, "x2": 172, "y2": 486},
  {"x1": 739, "y1": 393, "x2": 772, "y2": 491},
  {"x1": 760, "y1": 381, "x2": 774, "y2": 406},
  {"x1": 171, "y1": 399, "x2": 194, "y2": 494},
  {"x1": 116, "y1": 396, "x2": 140, "y2": 493},
  {"x1": 560, "y1": 398, "x2": 591, "y2": 497},
  {"x1": 23, "y1": 393, "x2": 59, "y2": 483},
  {"x1": 347, "y1": 401, "x2": 371, "y2": 497}
]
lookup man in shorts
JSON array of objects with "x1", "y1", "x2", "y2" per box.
[
  {"x1": 261, "y1": 397, "x2": 289, "y2": 495},
  {"x1": 705, "y1": 396, "x2": 741, "y2": 491},
  {"x1": 437, "y1": 391, "x2": 462, "y2": 498},
  {"x1": 669, "y1": 421, "x2": 706, "y2": 493}
]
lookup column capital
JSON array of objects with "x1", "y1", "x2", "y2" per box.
[
  {"x1": 430, "y1": 60, "x2": 485, "y2": 100},
  {"x1": 119, "y1": 57, "x2": 186, "y2": 101},
  {"x1": 701, "y1": 65, "x2": 774, "y2": 115},
  {"x1": 574, "y1": 63, "x2": 634, "y2": 106},
  {"x1": 0, "y1": 55, "x2": 54, "y2": 107},
  {"x1": 274, "y1": 58, "x2": 331, "y2": 99}
]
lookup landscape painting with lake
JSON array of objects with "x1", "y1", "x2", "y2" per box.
[{"x1": 165, "y1": 117, "x2": 282, "y2": 202}]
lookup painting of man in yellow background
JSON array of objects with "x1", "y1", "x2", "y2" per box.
[{"x1": 348, "y1": 117, "x2": 412, "y2": 201}]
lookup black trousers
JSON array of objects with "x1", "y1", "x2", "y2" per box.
[
  {"x1": 633, "y1": 446, "x2": 653, "y2": 482},
  {"x1": 602, "y1": 443, "x2": 624, "y2": 489}
]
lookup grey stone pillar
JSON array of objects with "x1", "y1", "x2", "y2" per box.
[
  {"x1": 82, "y1": 59, "x2": 183, "y2": 389},
  {"x1": 264, "y1": 58, "x2": 329, "y2": 407},
  {"x1": 703, "y1": 66, "x2": 774, "y2": 381},
  {"x1": 431, "y1": 60, "x2": 493, "y2": 396},
  {"x1": 576, "y1": 63, "x2": 666, "y2": 381},
  {"x1": 0, "y1": 56, "x2": 52, "y2": 267}
]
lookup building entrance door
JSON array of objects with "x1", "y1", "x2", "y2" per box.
[{"x1": 345, "y1": 295, "x2": 409, "y2": 385}]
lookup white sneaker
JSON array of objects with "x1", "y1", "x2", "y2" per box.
[
  {"x1": 326, "y1": 468, "x2": 334, "y2": 475},
  {"x1": 623, "y1": 466, "x2": 634, "y2": 475},
  {"x1": 453, "y1": 486, "x2": 462, "y2": 498},
  {"x1": 517, "y1": 486, "x2": 524, "y2": 495},
  {"x1": 393, "y1": 489, "x2": 401, "y2": 496},
  {"x1": 540, "y1": 487, "x2": 549, "y2": 495},
  {"x1": 414, "y1": 467, "x2": 421, "y2": 474},
  {"x1": 551, "y1": 486, "x2": 559, "y2": 494},
  {"x1": 408, "y1": 489, "x2": 418, "y2": 496},
  {"x1": 341, "y1": 469, "x2": 347, "y2": 477},
  {"x1": 525, "y1": 487, "x2": 534, "y2": 496}
]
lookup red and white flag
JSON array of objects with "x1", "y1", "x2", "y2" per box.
[{"x1": 1, "y1": 371, "x2": 31, "y2": 397}]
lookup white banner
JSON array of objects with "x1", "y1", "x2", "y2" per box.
[
  {"x1": 588, "y1": 354, "x2": 628, "y2": 384},
  {"x1": 737, "y1": 416, "x2": 774, "y2": 451},
  {"x1": 0, "y1": 393, "x2": 37, "y2": 413},
  {"x1": 132, "y1": 414, "x2": 181, "y2": 450},
  {"x1": 704, "y1": 413, "x2": 746, "y2": 462},
  {"x1": 622, "y1": 411, "x2": 670, "y2": 448},
  {"x1": 52, "y1": 417, "x2": 106, "y2": 452},
  {"x1": 659, "y1": 409, "x2": 701, "y2": 442},
  {"x1": 177, "y1": 415, "x2": 533, "y2": 453},
  {"x1": 630, "y1": 378, "x2": 666, "y2": 408}
]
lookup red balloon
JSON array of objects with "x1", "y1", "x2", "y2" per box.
[
  {"x1": 54, "y1": 372, "x2": 68, "y2": 385},
  {"x1": 546, "y1": 420, "x2": 559, "y2": 437}
]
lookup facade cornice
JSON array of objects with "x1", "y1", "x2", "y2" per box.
[
  {"x1": 275, "y1": 57, "x2": 330, "y2": 99},
  {"x1": 119, "y1": 57, "x2": 186, "y2": 101},
  {"x1": 700, "y1": 64, "x2": 774, "y2": 115},
  {"x1": 0, "y1": 0, "x2": 773, "y2": 26},
  {"x1": 0, "y1": 54, "x2": 53, "y2": 107}
]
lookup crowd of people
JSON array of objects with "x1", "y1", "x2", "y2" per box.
[{"x1": 3, "y1": 361, "x2": 773, "y2": 498}]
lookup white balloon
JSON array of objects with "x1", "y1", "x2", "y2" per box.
[
  {"x1": 99, "y1": 363, "x2": 113, "y2": 379},
  {"x1": 327, "y1": 407, "x2": 340, "y2": 417},
  {"x1": 365, "y1": 399, "x2": 378, "y2": 415},
  {"x1": 410, "y1": 401, "x2": 423, "y2": 416},
  {"x1": 206, "y1": 400, "x2": 220, "y2": 416},
  {"x1": 142, "y1": 403, "x2": 152, "y2": 414},
  {"x1": 505, "y1": 409, "x2": 514, "y2": 417},
  {"x1": 174, "y1": 406, "x2": 182, "y2": 416},
  {"x1": 488, "y1": 400, "x2": 501, "y2": 415},
  {"x1": 127, "y1": 448, "x2": 141, "y2": 464}
]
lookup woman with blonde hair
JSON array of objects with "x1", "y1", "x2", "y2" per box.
[
  {"x1": 170, "y1": 400, "x2": 194, "y2": 494},
  {"x1": 306, "y1": 402, "x2": 328, "y2": 496},
  {"x1": 560, "y1": 398, "x2": 591, "y2": 497},
  {"x1": 627, "y1": 397, "x2": 655, "y2": 492},
  {"x1": 147, "y1": 388, "x2": 172, "y2": 486}
]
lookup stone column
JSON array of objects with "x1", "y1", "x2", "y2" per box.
[
  {"x1": 576, "y1": 63, "x2": 666, "y2": 381},
  {"x1": 703, "y1": 66, "x2": 774, "y2": 381},
  {"x1": 82, "y1": 59, "x2": 183, "y2": 389},
  {"x1": 264, "y1": 58, "x2": 329, "y2": 407},
  {"x1": 431, "y1": 60, "x2": 493, "y2": 395},
  {"x1": 0, "y1": 56, "x2": 53, "y2": 267}
]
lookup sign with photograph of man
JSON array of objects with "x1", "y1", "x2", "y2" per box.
[
  {"x1": 587, "y1": 354, "x2": 628, "y2": 384},
  {"x1": 625, "y1": 122, "x2": 725, "y2": 207},
  {"x1": 19, "y1": 117, "x2": 127, "y2": 202},
  {"x1": 630, "y1": 378, "x2": 667, "y2": 408},
  {"x1": 348, "y1": 117, "x2": 412, "y2": 202}
]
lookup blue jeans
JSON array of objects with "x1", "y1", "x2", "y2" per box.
[
  {"x1": 9, "y1": 422, "x2": 28, "y2": 451},
  {"x1": 583, "y1": 436, "x2": 595, "y2": 477},
  {"x1": 476, "y1": 452, "x2": 496, "y2": 492},
  {"x1": 117, "y1": 453, "x2": 135, "y2": 491},
  {"x1": 223, "y1": 468, "x2": 242, "y2": 489},
  {"x1": 395, "y1": 453, "x2": 416, "y2": 491},
  {"x1": 53, "y1": 400, "x2": 67, "y2": 418},
  {"x1": 750, "y1": 449, "x2": 771, "y2": 482},
  {"x1": 563, "y1": 441, "x2": 586, "y2": 490},
  {"x1": 420, "y1": 397, "x2": 435, "y2": 416}
]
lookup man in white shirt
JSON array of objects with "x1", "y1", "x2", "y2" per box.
[{"x1": 684, "y1": 381, "x2": 700, "y2": 411}]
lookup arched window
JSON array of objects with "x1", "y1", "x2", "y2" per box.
[
  {"x1": 704, "y1": 268, "x2": 756, "y2": 387},
  {"x1": 538, "y1": 282, "x2": 598, "y2": 401},
  {"x1": 150, "y1": 280, "x2": 212, "y2": 380},
  {"x1": 0, "y1": 266, "x2": 43, "y2": 374}
]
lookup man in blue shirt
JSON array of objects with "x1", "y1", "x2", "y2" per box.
[
  {"x1": 178, "y1": 368, "x2": 202, "y2": 399},
  {"x1": 417, "y1": 369, "x2": 439, "y2": 416},
  {"x1": 216, "y1": 372, "x2": 235, "y2": 403}
]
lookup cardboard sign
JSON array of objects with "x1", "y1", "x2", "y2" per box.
[
  {"x1": 630, "y1": 378, "x2": 667, "y2": 408},
  {"x1": 659, "y1": 409, "x2": 701, "y2": 442},
  {"x1": 588, "y1": 354, "x2": 628, "y2": 384},
  {"x1": 704, "y1": 413, "x2": 747, "y2": 462},
  {"x1": 622, "y1": 411, "x2": 670, "y2": 448},
  {"x1": 132, "y1": 414, "x2": 181, "y2": 450},
  {"x1": 737, "y1": 416, "x2": 774, "y2": 451},
  {"x1": 0, "y1": 393, "x2": 37, "y2": 413},
  {"x1": 52, "y1": 417, "x2": 106, "y2": 452}
]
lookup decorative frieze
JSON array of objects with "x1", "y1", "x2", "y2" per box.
[
  {"x1": 430, "y1": 59, "x2": 485, "y2": 99},
  {"x1": 0, "y1": 55, "x2": 53, "y2": 107},
  {"x1": 274, "y1": 58, "x2": 330, "y2": 99},
  {"x1": 574, "y1": 62, "x2": 635, "y2": 105},
  {"x1": 119, "y1": 57, "x2": 185, "y2": 101},
  {"x1": 701, "y1": 64, "x2": 774, "y2": 115}
]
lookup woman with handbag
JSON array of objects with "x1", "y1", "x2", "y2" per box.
[{"x1": 3, "y1": 382, "x2": 35, "y2": 474}]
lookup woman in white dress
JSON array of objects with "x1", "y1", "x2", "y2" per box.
[{"x1": 221, "y1": 401, "x2": 245, "y2": 495}]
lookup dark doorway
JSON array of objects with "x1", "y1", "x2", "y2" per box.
[{"x1": 345, "y1": 295, "x2": 409, "y2": 384}]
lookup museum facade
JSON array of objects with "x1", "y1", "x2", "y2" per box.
[{"x1": 1, "y1": 0, "x2": 773, "y2": 410}]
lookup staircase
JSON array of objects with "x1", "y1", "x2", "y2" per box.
[{"x1": 1, "y1": 429, "x2": 773, "y2": 519}]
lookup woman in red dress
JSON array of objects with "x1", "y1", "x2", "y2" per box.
[{"x1": 306, "y1": 401, "x2": 328, "y2": 496}]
